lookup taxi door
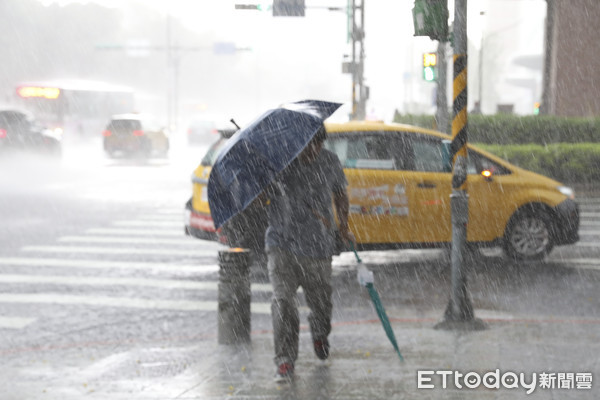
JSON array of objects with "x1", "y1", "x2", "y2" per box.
[
  {"x1": 465, "y1": 150, "x2": 515, "y2": 242},
  {"x1": 327, "y1": 132, "x2": 413, "y2": 246},
  {"x1": 405, "y1": 136, "x2": 452, "y2": 243}
]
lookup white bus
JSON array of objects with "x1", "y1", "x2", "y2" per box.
[{"x1": 15, "y1": 79, "x2": 135, "y2": 138}]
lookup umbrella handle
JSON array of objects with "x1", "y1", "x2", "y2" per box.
[
  {"x1": 352, "y1": 242, "x2": 373, "y2": 286},
  {"x1": 349, "y1": 241, "x2": 362, "y2": 264}
]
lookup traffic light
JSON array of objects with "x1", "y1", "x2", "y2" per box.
[
  {"x1": 412, "y1": 0, "x2": 449, "y2": 41},
  {"x1": 533, "y1": 102, "x2": 540, "y2": 115},
  {"x1": 272, "y1": 0, "x2": 305, "y2": 16},
  {"x1": 423, "y1": 52, "x2": 437, "y2": 81}
]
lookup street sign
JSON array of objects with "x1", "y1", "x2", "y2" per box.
[
  {"x1": 126, "y1": 40, "x2": 151, "y2": 57},
  {"x1": 342, "y1": 62, "x2": 354, "y2": 74},
  {"x1": 213, "y1": 42, "x2": 237, "y2": 55}
]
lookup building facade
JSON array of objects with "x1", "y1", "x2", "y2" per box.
[{"x1": 542, "y1": 0, "x2": 600, "y2": 117}]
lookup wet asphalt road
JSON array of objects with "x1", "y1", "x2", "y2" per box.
[{"x1": 0, "y1": 137, "x2": 599, "y2": 398}]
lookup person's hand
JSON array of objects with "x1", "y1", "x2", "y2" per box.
[{"x1": 340, "y1": 228, "x2": 356, "y2": 249}]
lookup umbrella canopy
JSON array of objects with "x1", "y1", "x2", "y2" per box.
[{"x1": 207, "y1": 100, "x2": 342, "y2": 230}]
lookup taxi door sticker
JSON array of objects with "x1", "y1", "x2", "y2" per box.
[{"x1": 349, "y1": 184, "x2": 409, "y2": 216}]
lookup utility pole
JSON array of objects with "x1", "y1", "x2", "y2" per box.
[
  {"x1": 435, "y1": 0, "x2": 485, "y2": 331},
  {"x1": 541, "y1": 0, "x2": 555, "y2": 115},
  {"x1": 166, "y1": 14, "x2": 175, "y2": 135},
  {"x1": 435, "y1": 40, "x2": 448, "y2": 133},
  {"x1": 351, "y1": 0, "x2": 367, "y2": 120},
  {"x1": 98, "y1": 15, "x2": 248, "y2": 136},
  {"x1": 236, "y1": 1, "x2": 363, "y2": 119},
  {"x1": 476, "y1": 11, "x2": 485, "y2": 114}
]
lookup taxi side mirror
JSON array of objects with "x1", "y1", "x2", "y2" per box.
[{"x1": 481, "y1": 169, "x2": 494, "y2": 182}]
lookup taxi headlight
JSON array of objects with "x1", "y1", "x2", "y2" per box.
[{"x1": 557, "y1": 186, "x2": 575, "y2": 200}]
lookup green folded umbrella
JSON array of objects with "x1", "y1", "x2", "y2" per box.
[{"x1": 351, "y1": 244, "x2": 404, "y2": 362}]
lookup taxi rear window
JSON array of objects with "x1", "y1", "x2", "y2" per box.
[
  {"x1": 327, "y1": 131, "x2": 512, "y2": 176},
  {"x1": 107, "y1": 119, "x2": 142, "y2": 132},
  {"x1": 325, "y1": 132, "x2": 409, "y2": 170},
  {"x1": 412, "y1": 139, "x2": 447, "y2": 172}
]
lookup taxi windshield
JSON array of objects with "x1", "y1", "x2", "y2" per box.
[{"x1": 201, "y1": 138, "x2": 227, "y2": 166}]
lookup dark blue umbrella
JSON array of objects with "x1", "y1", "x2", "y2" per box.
[{"x1": 207, "y1": 100, "x2": 342, "y2": 229}]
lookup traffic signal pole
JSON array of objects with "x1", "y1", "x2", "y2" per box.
[
  {"x1": 351, "y1": 0, "x2": 357, "y2": 118},
  {"x1": 350, "y1": 0, "x2": 366, "y2": 120},
  {"x1": 435, "y1": 0, "x2": 486, "y2": 331},
  {"x1": 235, "y1": 1, "x2": 366, "y2": 120},
  {"x1": 435, "y1": 40, "x2": 448, "y2": 133}
]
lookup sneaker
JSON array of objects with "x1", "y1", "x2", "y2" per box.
[
  {"x1": 274, "y1": 362, "x2": 294, "y2": 382},
  {"x1": 313, "y1": 338, "x2": 330, "y2": 360}
]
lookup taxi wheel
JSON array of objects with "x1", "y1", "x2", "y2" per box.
[{"x1": 504, "y1": 209, "x2": 554, "y2": 261}]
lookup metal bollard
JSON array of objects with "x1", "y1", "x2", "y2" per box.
[{"x1": 218, "y1": 248, "x2": 251, "y2": 344}]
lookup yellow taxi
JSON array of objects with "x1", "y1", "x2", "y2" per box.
[
  {"x1": 184, "y1": 121, "x2": 579, "y2": 260},
  {"x1": 103, "y1": 114, "x2": 169, "y2": 158}
]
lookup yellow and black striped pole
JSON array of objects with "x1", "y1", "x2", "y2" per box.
[
  {"x1": 450, "y1": 53, "x2": 468, "y2": 190},
  {"x1": 436, "y1": 0, "x2": 486, "y2": 331}
]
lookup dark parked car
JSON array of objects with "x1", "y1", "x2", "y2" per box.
[{"x1": 0, "y1": 109, "x2": 61, "y2": 156}]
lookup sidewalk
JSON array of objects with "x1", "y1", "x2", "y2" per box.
[
  {"x1": 4, "y1": 251, "x2": 599, "y2": 400},
  {"x1": 167, "y1": 309, "x2": 599, "y2": 400},
  {"x1": 5, "y1": 309, "x2": 598, "y2": 400},
  {"x1": 85, "y1": 248, "x2": 600, "y2": 399},
  {"x1": 5, "y1": 297, "x2": 599, "y2": 399}
]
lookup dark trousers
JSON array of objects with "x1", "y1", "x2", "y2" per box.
[{"x1": 267, "y1": 248, "x2": 332, "y2": 366}]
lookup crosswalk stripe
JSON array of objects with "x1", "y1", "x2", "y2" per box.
[
  {"x1": 113, "y1": 220, "x2": 182, "y2": 228},
  {"x1": 86, "y1": 228, "x2": 185, "y2": 236},
  {"x1": 0, "y1": 316, "x2": 37, "y2": 329},
  {"x1": 580, "y1": 210, "x2": 600, "y2": 215},
  {"x1": 555, "y1": 258, "x2": 600, "y2": 265},
  {"x1": 21, "y1": 246, "x2": 218, "y2": 257},
  {"x1": 575, "y1": 243, "x2": 599, "y2": 248},
  {"x1": 0, "y1": 293, "x2": 271, "y2": 313},
  {"x1": 580, "y1": 212, "x2": 600, "y2": 218},
  {"x1": 155, "y1": 209, "x2": 185, "y2": 215},
  {"x1": 132, "y1": 213, "x2": 182, "y2": 218},
  {"x1": 0, "y1": 257, "x2": 218, "y2": 273},
  {"x1": 57, "y1": 236, "x2": 219, "y2": 246},
  {"x1": 577, "y1": 199, "x2": 600, "y2": 205},
  {"x1": 579, "y1": 209, "x2": 597, "y2": 214},
  {"x1": 552, "y1": 259, "x2": 600, "y2": 271},
  {"x1": 579, "y1": 230, "x2": 600, "y2": 236},
  {"x1": 0, "y1": 274, "x2": 273, "y2": 291}
]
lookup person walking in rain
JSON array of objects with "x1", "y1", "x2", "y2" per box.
[{"x1": 263, "y1": 124, "x2": 355, "y2": 381}]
